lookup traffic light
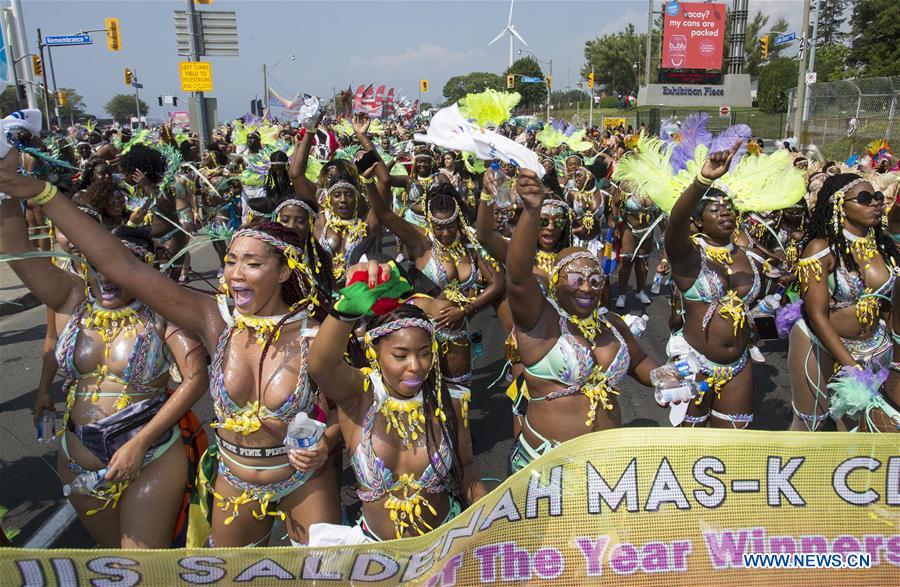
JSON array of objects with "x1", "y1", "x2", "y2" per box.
[
  {"x1": 57, "y1": 90, "x2": 67, "y2": 107},
  {"x1": 32, "y1": 55, "x2": 42, "y2": 76},
  {"x1": 760, "y1": 36, "x2": 769, "y2": 60},
  {"x1": 587, "y1": 72, "x2": 595, "y2": 89},
  {"x1": 546, "y1": 75, "x2": 553, "y2": 89},
  {"x1": 158, "y1": 96, "x2": 163, "y2": 107},
  {"x1": 124, "y1": 68, "x2": 133, "y2": 86},
  {"x1": 173, "y1": 96, "x2": 178, "y2": 107},
  {"x1": 420, "y1": 79, "x2": 428, "y2": 93},
  {"x1": 506, "y1": 74, "x2": 515, "y2": 89},
  {"x1": 106, "y1": 18, "x2": 121, "y2": 52}
]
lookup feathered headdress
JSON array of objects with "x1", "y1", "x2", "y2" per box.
[
  {"x1": 233, "y1": 119, "x2": 279, "y2": 147},
  {"x1": 458, "y1": 89, "x2": 520, "y2": 127},
  {"x1": 536, "y1": 119, "x2": 593, "y2": 152},
  {"x1": 612, "y1": 134, "x2": 696, "y2": 213},
  {"x1": 866, "y1": 139, "x2": 892, "y2": 163},
  {"x1": 667, "y1": 113, "x2": 712, "y2": 172}
]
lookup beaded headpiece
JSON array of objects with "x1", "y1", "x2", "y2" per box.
[
  {"x1": 831, "y1": 177, "x2": 867, "y2": 232},
  {"x1": 325, "y1": 179, "x2": 360, "y2": 196},
  {"x1": 229, "y1": 228, "x2": 319, "y2": 308},
  {"x1": 274, "y1": 198, "x2": 318, "y2": 220}
]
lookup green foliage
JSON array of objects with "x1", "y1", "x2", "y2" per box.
[
  {"x1": 816, "y1": 0, "x2": 848, "y2": 47},
  {"x1": 105, "y1": 93, "x2": 148, "y2": 122},
  {"x1": 815, "y1": 44, "x2": 854, "y2": 82},
  {"x1": 598, "y1": 96, "x2": 619, "y2": 109},
  {"x1": 0, "y1": 87, "x2": 19, "y2": 115},
  {"x1": 744, "y1": 12, "x2": 789, "y2": 80},
  {"x1": 503, "y1": 57, "x2": 545, "y2": 108},
  {"x1": 757, "y1": 57, "x2": 798, "y2": 113},
  {"x1": 847, "y1": 0, "x2": 900, "y2": 77},
  {"x1": 0, "y1": 86, "x2": 89, "y2": 123},
  {"x1": 582, "y1": 24, "x2": 645, "y2": 95},
  {"x1": 441, "y1": 72, "x2": 503, "y2": 105}
]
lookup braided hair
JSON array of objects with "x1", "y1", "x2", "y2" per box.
[
  {"x1": 427, "y1": 180, "x2": 472, "y2": 240},
  {"x1": 803, "y1": 173, "x2": 897, "y2": 274},
  {"x1": 263, "y1": 151, "x2": 293, "y2": 199},
  {"x1": 368, "y1": 304, "x2": 466, "y2": 503},
  {"x1": 120, "y1": 144, "x2": 166, "y2": 185}
]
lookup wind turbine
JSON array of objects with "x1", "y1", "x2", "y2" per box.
[{"x1": 488, "y1": 0, "x2": 527, "y2": 68}]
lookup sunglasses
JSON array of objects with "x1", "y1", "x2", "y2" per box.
[
  {"x1": 540, "y1": 217, "x2": 567, "y2": 230},
  {"x1": 846, "y1": 191, "x2": 884, "y2": 206},
  {"x1": 564, "y1": 272, "x2": 604, "y2": 291}
]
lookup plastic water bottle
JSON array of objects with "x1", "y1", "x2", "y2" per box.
[
  {"x1": 750, "y1": 293, "x2": 782, "y2": 319},
  {"x1": 650, "y1": 272, "x2": 665, "y2": 294},
  {"x1": 491, "y1": 162, "x2": 512, "y2": 209},
  {"x1": 621, "y1": 314, "x2": 649, "y2": 338},
  {"x1": 650, "y1": 355, "x2": 703, "y2": 406},
  {"x1": 37, "y1": 412, "x2": 58, "y2": 443},
  {"x1": 284, "y1": 412, "x2": 326, "y2": 450},
  {"x1": 471, "y1": 332, "x2": 484, "y2": 357},
  {"x1": 62, "y1": 468, "x2": 108, "y2": 497}
]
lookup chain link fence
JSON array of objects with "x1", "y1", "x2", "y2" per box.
[{"x1": 787, "y1": 76, "x2": 899, "y2": 161}]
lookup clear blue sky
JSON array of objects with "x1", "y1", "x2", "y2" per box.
[{"x1": 17, "y1": 0, "x2": 804, "y2": 120}]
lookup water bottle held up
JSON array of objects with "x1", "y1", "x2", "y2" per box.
[
  {"x1": 491, "y1": 162, "x2": 512, "y2": 209},
  {"x1": 285, "y1": 412, "x2": 326, "y2": 450},
  {"x1": 62, "y1": 468, "x2": 108, "y2": 497},
  {"x1": 650, "y1": 272, "x2": 664, "y2": 294},
  {"x1": 750, "y1": 293, "x2": 781, "y2": 318}
]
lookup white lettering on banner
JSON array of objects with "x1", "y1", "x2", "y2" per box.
[
  {"x1": 693, "y1": 457, "x2": 727, "y2": 507},
  {"x1": 233, "y1": 558, "x2": 294, "y2": 581},
  {"x1": 587, "y1": 458, "x2": 639, "y2": 513},
  {"x1": 662, "y1": 85, "x2": 725, "y2": 97},
  {"x1": 832, "y1": 457, "x2": 881, "y2": 506},
  {"x1": 525, "y1": 465, "x2": 563, "y2": 517},
  {"x1": 178, "y1": 557, "x2": 227, "y2": 584},
  {"x1": 767, "y1": 457, "x2": 806, "y2": 507},
  {"x1": 85, "y1": 557, "x2": 141, "y2": 587}
]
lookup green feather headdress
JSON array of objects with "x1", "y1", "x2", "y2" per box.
[{"x1": 458, "y1": 89, "x2": 520, "y2": 127}]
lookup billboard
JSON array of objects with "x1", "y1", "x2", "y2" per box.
[{"x1": 662, "y1": 1, "x2": 727, "y2": 71}]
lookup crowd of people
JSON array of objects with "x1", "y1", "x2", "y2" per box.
[{"x1": 0, "y1": 94, "x2": 897, "y2": 550}]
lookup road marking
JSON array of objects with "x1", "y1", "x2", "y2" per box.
[{"x1": 24, "y1": 502, "x2": 76, "y2": 548}]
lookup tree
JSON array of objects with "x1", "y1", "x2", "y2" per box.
[
  {"x1": 582, "y1": 24, "x2": 644, "y2": 96},
  {"x1": 503, "y1": 57, "x2": 545, "y2": 108},
  {"x1": 816, "y1": 0, "x2": 848, "y2": 47},
  {"x1": 757, "y1": 57, "x2": 798, "y2": 113},
  {"x1": 0, "y1": 87, "x2": 20, "y2": 115},
  {"x1": 0, "y1": 86, "x2": 89, "y2": 124},
  {"x1": 441, "y1": 72, "x2": 503, "y2": 105},
  {"x1": 815, "y1": 44, "x2": 854, "y2": 82},
  {"x1": 744, "y1": 12, "x2": 789, "y2": 80},
  {"x1": 105, "y1": 93, "x2": 148, "y2": 122},
  {"x1": 847, "y1": 0, "x2": 900, "y2": 77}
]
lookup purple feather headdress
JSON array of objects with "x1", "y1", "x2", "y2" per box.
[
  {"x1": 711, "y1": 124, "x2": 753, "y2": 171},
  {"x1": 775, "y1": 301, "x2": 803, "y2": 339},
  {"x1": 669, "y1": 112, "x2": 712, "y2": 172}
]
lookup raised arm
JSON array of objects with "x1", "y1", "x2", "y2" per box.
[
  {"x1": 289, "y1": 120, "x2": 320, "y2": 199},
  {"x1": 0, "y1": 152, "x2": 221, "y2": 346},
  {"x1": 474, "y1": 168, "x2": 509, "y2": 262},
  {"x1": 665, "y1": 141, "x2": 741, "y2": 279},
  {"x1": 0, "y1": 199, "x2": 81, "y2": 313},
  {"x1": 506, "y1": 170, "x2": 549, "y2": 331}
]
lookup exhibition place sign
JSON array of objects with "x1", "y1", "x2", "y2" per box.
[{"x1": 662, "y1": 85, "x2": 725, "y2": 97}]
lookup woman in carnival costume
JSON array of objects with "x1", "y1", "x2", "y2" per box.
[
  {"x1": 312, "y1": 117, "x2": 384, "y2": 283},
  {"x1": 273, "y1": 195, "x2": 334, "y2": 293},
  {"x1": 308, "y1": 260, "x2": 486, "y2": 543},
  {"x1": 615, "y1": 136, "x2": 805, "y2": 429},
  {"x1": 72, "y1": 158, "x2": 126, "y2": 228},
  {"x1": 788, "y1": 173, "x2": 897, "y2": 431},
  {"x1": 365, "y1": 134, "x2": 505, "y2": 410},
  {"x1": 504, "y1": 170, "x2": 657, "y2": 472},
  {"x1": 0, "y1": 165, "x2": 207, "y2": 547},
  {"x1": 0, "y1": 158, "x2": 343, "y2": 546}
]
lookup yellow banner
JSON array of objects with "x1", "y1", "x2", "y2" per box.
[
  {"x1": 603, "y1": 116, "x2": 627, "y2": 130},
  {"x1": 2, "y1": 429, "x2": 897, "y2": 586}
]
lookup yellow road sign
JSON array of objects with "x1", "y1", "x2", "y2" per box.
[{"x1": 179, "y1": 61, "x2": 212, "y2": 92}]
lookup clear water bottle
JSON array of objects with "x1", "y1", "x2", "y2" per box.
[
  {"x1": 471, "y1": 331, "x2": 484, "y2": 357},
  {"x1": 750, "y1": 293, "x2": 782, "y2": 319},
  {"x1": 650, "y1": 355, "x2": 704, "y2": 406},
  {"x1": 284, "y1": 412, "x2": 326, "y2": 450},
  {"x1": 63, "y1": 468, "x2": 108, "y2": 497},
  {"x1": 37, "y1": 412, "x2": 58, "y2": 443},
  {"x1": 650, "y1": 272, "x2": 665, "y2": 294},
  {"x1": 491, "y1": 162, "x2": 512, "y2": 209},
  {"x1": 621, "y1": 314, "x2": 649, "y2": 338}
]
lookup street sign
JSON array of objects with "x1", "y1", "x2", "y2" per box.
[
  {"x1": 520, "y1": 76, "x2": 542, "y2": 83},
  {"x1": 44, "y1": 34, "x2": 92, "y2": 47},
  {"x1": 173, "y1": 10, "x2": 238, "y2": 57},
  {"x1": 131, "y1": 81, "x2": 144, "y2": 89},
  {"x1": 774, "y1": 32, "x2": 796, "y2": 45},
  {"x1": 719, "y1": 105, "x2": 730, "y2": 117},
  {"x1": 805, "y1": 72, "x2": 817, "y2": 85},
  {"x1": 179, "y1": 61, "x2": 213, "y2": 92}
]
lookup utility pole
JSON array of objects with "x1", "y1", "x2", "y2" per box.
[
  {"x1": 35, "y1": 27, "x2": 52, "y2": 129},
  {"x1": 2, "y1": 9, "x2": 22, "y2": 109},
  {"x1": 546, "y1": 58, "x2": 552, "y2": 121},
  {"x1": 262, "y1": 63, "x2": 268, "y2": 118},
  {"x1": 802, "y1": 0, "x2": 821, "y2": 123},
  {"x1": 186, "y1": 0, "x2": 208, "y2": 154},
  {"x1": 589, "y1": 65, "x2": 594, "y2": 128},
  {"x1": 644, "y1": 0, "x2": 653, "y2": 86},
  {"x1": 792, "y1": 0, "x2": 811, "y2": 146},
  {"x1": 10, "y1": 0, "x2": 35, "y2": 109},
  {"x1": 133, "y1": 69, "x2": 141, "y2": 122}
]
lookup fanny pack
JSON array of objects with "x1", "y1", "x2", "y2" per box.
[{"x1": 67, "y1": 394, "x2": 173, "y2": 464}]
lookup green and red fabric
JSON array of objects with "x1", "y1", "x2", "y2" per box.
[{"x1": 333, "y1": 261, "x2": 413, "y2": 318}]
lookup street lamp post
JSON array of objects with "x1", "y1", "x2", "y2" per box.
[{"x1": 262, "y1": 54, "x2": 295, "y2": 118}]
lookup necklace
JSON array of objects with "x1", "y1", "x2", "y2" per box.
[
  {"x1": 536, "y1": 250, "x2": 556, "y2": 275},
  {"x1": 693, "y1": 235, "x2": 735, "y2": 275},
  {"x1": 83, "y1": 298, "x2": 142, "y2": 358},
  {"x1": 433, "y1": 238, "x2": 467, "y2": 265},
  {"x1": 233, "y1": 307, "x2": 307, "y2": 346},
  {"x1": 843, "y1": 228, "x2": 878, "y2": 270},
  {"x1": 550, "y1": 298, "x2": 610, "y2": 342}
]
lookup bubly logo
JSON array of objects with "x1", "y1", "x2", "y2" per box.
[{"x1": 665, "y1": 1, "x2": 680, "y2": 16}]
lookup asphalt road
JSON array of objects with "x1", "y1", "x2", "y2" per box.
[{"x1": 0, "y1": 243, "x2": 794, "y2": 547}]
